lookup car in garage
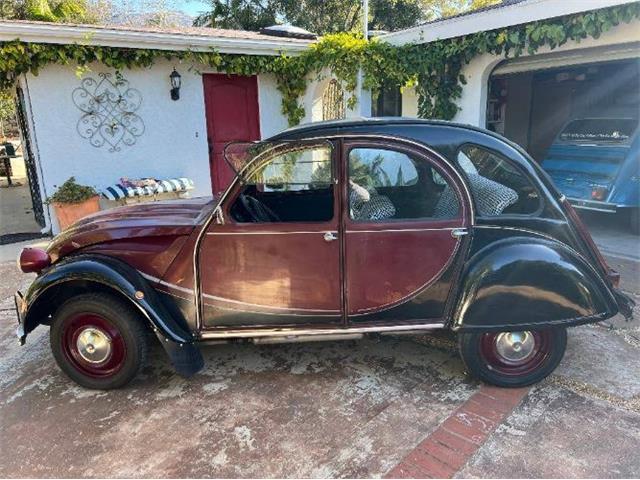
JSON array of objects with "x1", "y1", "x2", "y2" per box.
[
  {"x1": 13, "y1": 118, "x2": 634, "y2": 390},
  {"x1": 542, "y1": 117, "x2": 640, "y2": 233}
]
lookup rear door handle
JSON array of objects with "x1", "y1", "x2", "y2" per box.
[{"x1": 323, "y1": 232, "x2": 338, "y2": 242}]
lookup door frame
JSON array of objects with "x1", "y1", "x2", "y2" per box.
[
  {"x1": 340, "y1": 137, "x2": 474, "y2": 324},
  {"x1": 196, "y1": 139, "x2": 344, "y2": 330},
  {"x1": 193, "y1": 133, "x2": 475, "y2": 334}
]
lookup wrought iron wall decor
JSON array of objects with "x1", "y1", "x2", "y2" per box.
[{"x1": 72, "y1": 72, "x2": 145, "y2": 152}]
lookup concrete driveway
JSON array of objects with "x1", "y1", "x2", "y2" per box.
[{"x1": 0, "y1": 214, "x2": 638, "y2": 478}]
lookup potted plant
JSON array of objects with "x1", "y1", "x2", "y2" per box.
[{"x1": 47, "y1": 177, "x2": 100, "y2": 230}]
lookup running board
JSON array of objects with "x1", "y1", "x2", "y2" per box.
[{"x1": 199, "y1": 323, "x2": 445, "y2": 342}]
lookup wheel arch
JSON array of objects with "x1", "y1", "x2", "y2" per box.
[
  {"x1": 22, "y1": 254, "x2": 203, "y2": 377},
  {"x1": 452, "y1": 236, "x2": 619, "y2": 331}
]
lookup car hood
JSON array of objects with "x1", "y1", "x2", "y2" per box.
[{"x1": 47, "y1": 197, "x2": 215, "y2": 262}]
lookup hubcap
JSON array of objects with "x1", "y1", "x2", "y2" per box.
[
  {"x1": 494, "y1": 331, "x2": 535, "y2": 363},
  {"x1": 61, "y1": 313, "x2": 126, "y2": 378},
  {"x1": 76, "y1": 327, "x2": 112, "y2": 364}
]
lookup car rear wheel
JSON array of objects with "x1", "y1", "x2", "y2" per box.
[
  {"x1": 458, "y1": 328, "x2": 567, "y2": 387},
  {"x1": 50, "y1": 292, "x2": 148, "y2": 390}
]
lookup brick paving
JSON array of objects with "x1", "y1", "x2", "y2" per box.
[{"x1": 386, "y1": 385, "x2": 530, "y2": 478}]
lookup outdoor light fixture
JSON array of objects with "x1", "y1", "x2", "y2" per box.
[{"x1": 170, "y1": 68, "x2": 181, "y2": 101}]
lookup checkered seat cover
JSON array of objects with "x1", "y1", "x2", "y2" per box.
[{"x1": 434, "y1": 173, "x2": 518, "y2": 218}]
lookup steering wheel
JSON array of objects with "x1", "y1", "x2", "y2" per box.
[{"x1": 239, "y1": 194, "x2": 281, "y2": 222}]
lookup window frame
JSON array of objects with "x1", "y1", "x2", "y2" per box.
[
  {"x1": 455, "y1": 142, "x2": 544, "y2": 219},
  {"x1": 225, "y1": 140, "x2": 339, "y2": 225},
  {"x1": 344, "y1": 141, "x2": 467, "y2": 225}
]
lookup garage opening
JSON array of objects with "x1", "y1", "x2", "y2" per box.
[
  {"x1": 487, "y1": 51, "x2": 640, "y2": 162},
  {"x1": 487, "y1": 46, "x2": 640, "y2": 233}
]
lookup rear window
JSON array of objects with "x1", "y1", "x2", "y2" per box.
[
  {"x1": 457, "y1": 145, "x2": 541, "y2": 216},
  {"x1": 559, "y1": 118, "x2": 637, "y2": 143}
]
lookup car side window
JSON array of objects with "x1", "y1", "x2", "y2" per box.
[
  {"x1": 348, "y1": 147, "x2": 460, "y2": 221},
  {"x1": 457, "y1": 144, "x2": 540, "y2": 216},
  {"x1": 230, "y1": 144, "x2": 334, "y2": 223}
]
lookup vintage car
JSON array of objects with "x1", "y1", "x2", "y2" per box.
[
  {"x1": 542, "y1": 117, "x2": 640, "y2": 233},
  {"x1": 14, "y1": 119, "x2": 634, "y2": 390}
]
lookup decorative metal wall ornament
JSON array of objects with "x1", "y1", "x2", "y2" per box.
[{"x1": 72, "y1": 72, "x2": 145, "y2": 152}]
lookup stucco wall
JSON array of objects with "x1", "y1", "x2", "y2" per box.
[
  {"x1": 451, "y1": 21, "x2": 640, "y2": 126},
  {"x1": 389, "y1": 20, "x2": 639, "y2": 126},
  {"x1": 23, "y1": 59, "x2": 291, "y2": 233}
]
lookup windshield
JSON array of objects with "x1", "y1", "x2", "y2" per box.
[{"x1": 558, "y1": 118, "x2": 638, "y2": 143}]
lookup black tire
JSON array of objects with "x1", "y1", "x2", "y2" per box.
[
  {"x1": 50, "y1": 292, "x2": 148, "y2": 390},
  {"x1": 458, "y1": 327, "x2": 567, "y2": 388}
]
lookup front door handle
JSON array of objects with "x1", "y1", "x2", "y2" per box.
[
  {"x1": 451, "y1": 228, "x2": 469, "y2": 238},
  {"x1": 323, "y1": 231, "x2": 338, "y2": 242}
]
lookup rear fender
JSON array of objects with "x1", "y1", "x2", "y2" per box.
[
  {"x1": 452, "y1": 237, "x2": 619, "y2": 331},
  {"x1": 22, "y1": 254, "x2": 203, "y2": 376}
]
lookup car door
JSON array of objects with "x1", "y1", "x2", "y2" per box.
[
  {"x1": 199, "y1": 141, "x2": 342, "y2": 328},
  {"x1": 343, "y1": 140, "x2": 472, "y2": 324}
]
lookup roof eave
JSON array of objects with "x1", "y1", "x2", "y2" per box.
[
  {"x1": 380, "y1": 0, "x2": 637, "y2": 46},
  {"x1": 0, "y1": 21, "x2": 312, "y2": 55}
]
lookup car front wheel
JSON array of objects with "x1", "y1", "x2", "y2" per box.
[
  {"x1": 458, "y1": 328, "x2": 567, "y2": 387},
  {"x1": 50, "y1": 292, "x2": 148, "y2": 390}
]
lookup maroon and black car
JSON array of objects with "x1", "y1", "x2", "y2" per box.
[{"x1": 14, "y1": 119, "x2": 634, "y2": 390}]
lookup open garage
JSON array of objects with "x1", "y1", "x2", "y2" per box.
[{"x1": 486, "y1": 47, "x2": 639, "y2": 232}]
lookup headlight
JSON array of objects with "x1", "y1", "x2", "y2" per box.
[{"x1": 18, "y1": 248, "x2": 51, "y2": 273}]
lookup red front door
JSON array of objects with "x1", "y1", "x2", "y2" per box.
[{"x1": 203, "y1": 74, "x2": 260, "y2": 194}]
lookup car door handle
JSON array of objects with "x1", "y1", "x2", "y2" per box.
[
  {"x1": 451, "y1": 228, "x2": 469, "y2": 238},
  {"x1": 323, "y1": 232, "x2": 338, "y2": 242}
]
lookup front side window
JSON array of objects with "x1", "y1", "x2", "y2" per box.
[
  {"x1": 348, "y1": 147, "x2": 459, "y2": 221},
  {"x1": 457, "y1": 144, "x2": 540, "y2": 216},
  {"x1": 230, "y1": 144, "x2": 334, "y2": 223}
]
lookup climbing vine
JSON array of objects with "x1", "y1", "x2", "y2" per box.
[{"x1": 0, "y1": 2, "x2": 638, "y2": 126}]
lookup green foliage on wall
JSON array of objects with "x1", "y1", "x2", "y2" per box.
[{"x1": 0, "y1": 2, "x2": 638, "y2": 126}]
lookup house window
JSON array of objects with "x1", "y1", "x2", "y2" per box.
[{"x1": 372, "y1": 84, "x2": 402, "y2": 117}]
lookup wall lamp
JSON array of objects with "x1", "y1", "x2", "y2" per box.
[{"x1": 170, "y1": 68, "x2": 182, "y2": 101}]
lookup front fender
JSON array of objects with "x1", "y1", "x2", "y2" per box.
[
  {"x1": 453, "y1": 237, "x2": 619, "y2": 331},
  {"x1": 21, "y1": 254, "x2": 203, "y2": 376}
]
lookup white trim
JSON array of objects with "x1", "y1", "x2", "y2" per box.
[
  {"x1": 492, "y1": 41, "x2": 640, "y2": 75},
  {"x1": 0, "y1": 21, "x2": 312, "y2": 55},
  {"x1": 199, "y1": 322, "x2": 445, "y2": 339},
  {"x1": 381, "y1": 0, "x2": 638, "y2": 46}
]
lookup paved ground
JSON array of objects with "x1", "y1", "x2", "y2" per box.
[
  {"x1": 0, "y1": 176, "x2": 42, "y2": 237},
  {"x1": 0, "y1": 212, "x2": 638, "y2": 478}
]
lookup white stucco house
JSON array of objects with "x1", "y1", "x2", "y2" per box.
[
  {"x1": 0, "y1": 21, "x2": 352, "y2": 234},
  {"x1": 0, "y1": 0, "x2": 638, "y2": 235}
]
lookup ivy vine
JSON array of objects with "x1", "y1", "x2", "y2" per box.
[{"x1": 0, "y1": 2, "x2": 638, "y2": 126}]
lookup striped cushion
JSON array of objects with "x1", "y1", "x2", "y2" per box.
[{"x1": 101, "y1": 178, "x2": 194, "y2": 201}]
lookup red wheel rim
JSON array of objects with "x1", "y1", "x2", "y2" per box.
[
  {"x1": 61, "y1": 313, "x2": 126, "y2": 378},
  {"x1": 479, "y1": 330, "x2": 552, "y2": 377}
]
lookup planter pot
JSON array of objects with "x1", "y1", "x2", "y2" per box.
[{"x1": 52, "y1": 196, "x2": 101, "y2": 230}]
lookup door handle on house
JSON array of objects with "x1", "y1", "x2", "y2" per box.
[{"x1": 323, "y1": 232, "x2": 338, "y2": 242}]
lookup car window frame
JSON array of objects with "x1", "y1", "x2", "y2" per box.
[
  {"x1": 224, "y1": 139, "x2": 339, "y2": 225},
  {"x1": 343, "y1": 140, "x2": 469, "y2": 226},
  {"x1": 455, "y1": 142, "x2": 544, "y2": 219}
]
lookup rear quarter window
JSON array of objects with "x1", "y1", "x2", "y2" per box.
[{"x1": 457, "y1": 144, "x2": 541, "y2": 216}]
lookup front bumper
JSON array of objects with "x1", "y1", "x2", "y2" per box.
[{"x1": 14, "y1": 291, "x2": 26, "y2": 345}]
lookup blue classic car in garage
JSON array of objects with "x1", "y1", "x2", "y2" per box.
[{"x1": 542, "y1": 117, "x2": 640, "y2": 233}]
